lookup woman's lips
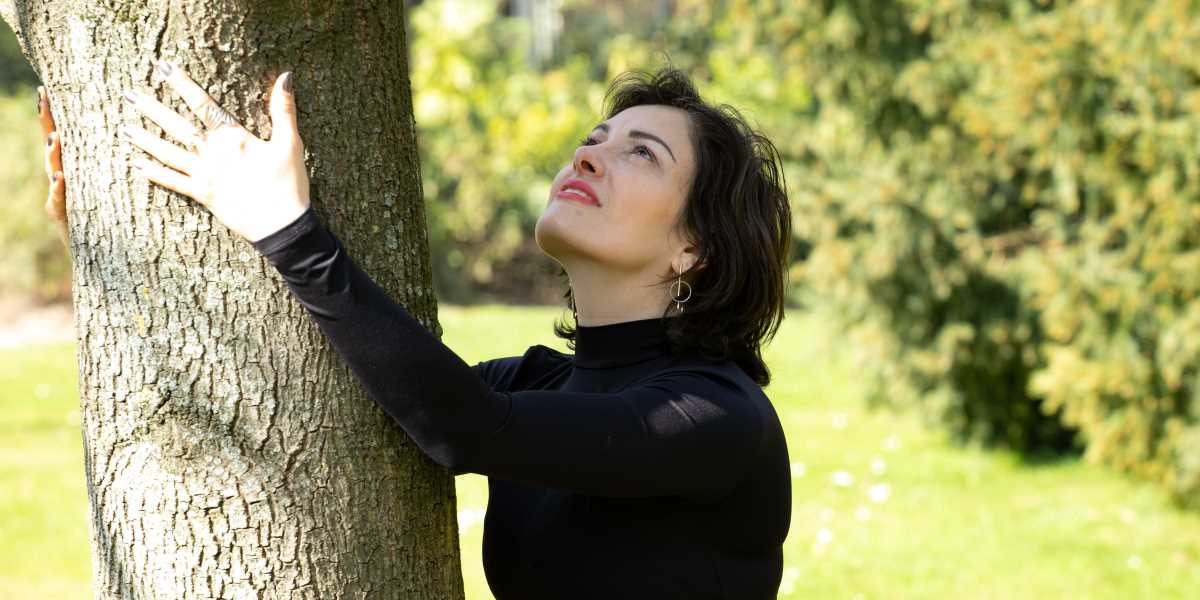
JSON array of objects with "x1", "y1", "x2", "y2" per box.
[{"x1": 556, "y1": 179, "x2": 600, "y2": 206}]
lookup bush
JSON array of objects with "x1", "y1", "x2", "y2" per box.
[{"x1": 793, "y1": 0, "x2": 1200, "y2": 506}]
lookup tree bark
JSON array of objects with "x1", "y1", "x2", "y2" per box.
[{"x1": 1, "y1": 1, "x2": 464, "y2": 598}]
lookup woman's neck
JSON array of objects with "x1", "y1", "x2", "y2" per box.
[{"x1": 564, "y1": 261, "x2": 676, "y2": 327}]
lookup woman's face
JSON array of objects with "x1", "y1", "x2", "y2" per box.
[{"x1": 536, "y1": 104, "x2": 698, "y2": 275}]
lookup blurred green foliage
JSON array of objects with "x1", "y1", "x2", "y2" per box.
[
  {"x1": 0, "y1": 19, "x2": 37, "y2": 93},
  {"x1": 786, "y1": 0, "x2": 1200, "y2": 508},
  {"x1": 0, "y1": 87, "x2": 70, "y2": 302},
  {"x1": 409, "y1": 0, "x2": 604, "y2": 302}
]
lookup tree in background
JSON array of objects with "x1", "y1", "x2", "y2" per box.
[
  {"x1": 0, "y1": 1, "x2": 466, "y2": 597},
  {"x1": 787, "y1": 0, "x2": 1200, "y2": 508}
]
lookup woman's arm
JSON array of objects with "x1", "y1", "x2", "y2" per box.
[
  {"x1": 253, "y1": 206, "x2": 511, "y2": 472},
  {"x1": 254, "y1": 208, "x2": 764, "y2": 502}
]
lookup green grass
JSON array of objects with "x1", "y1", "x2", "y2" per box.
[
  {"x1": 3, "y1": 304, "x2": 1199, "y2": 598},
  {"x1": 0, "y1": 342, "x2": 90, "y2": 599}
]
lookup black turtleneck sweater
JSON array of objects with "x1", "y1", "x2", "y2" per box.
[{"x1": 252, "y1": 207, "x2": 792, "y2": 600}]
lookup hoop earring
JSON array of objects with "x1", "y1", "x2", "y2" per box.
[{"x1": 671, "y1": 268, "x2": 692, "y2": 313}]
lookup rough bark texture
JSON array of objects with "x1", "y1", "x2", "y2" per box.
[{"x1": 1, "y1": 1, "x2": 465, "y2": 598}]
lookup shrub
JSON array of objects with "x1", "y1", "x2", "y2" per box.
[{"x1": 794, "y1": 0, "x2": 1200, "y2": 506}]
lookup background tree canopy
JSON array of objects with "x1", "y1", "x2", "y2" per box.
[
  {"x1": 779, "y1": 0, "x2": 1200, "y2": 508},
  {"x1": 3, "y1": 0, "x2": 1199, "y2": 508}
]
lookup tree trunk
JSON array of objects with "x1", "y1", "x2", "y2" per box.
[{"x1": 0, "y1": 2, "x2": 464, "y2": 598}]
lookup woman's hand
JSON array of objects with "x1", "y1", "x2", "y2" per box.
[
  {"x1": 37, "y1": 86, "x2": 68, "y2": 249},
  {"x1": 121, "y1": 60, "x2": 310, "y2": 243}
]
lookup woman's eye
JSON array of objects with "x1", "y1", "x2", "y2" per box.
[{"x1": 578, "y1": 137, "x2": 654, "y2": 162}]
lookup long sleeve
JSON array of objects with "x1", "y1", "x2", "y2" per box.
[{"x1": 253, "y1": 207, "x2": 765, "y2": 501}]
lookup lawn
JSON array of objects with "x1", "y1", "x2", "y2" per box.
[{"x1": 2, "y1": 304, "x2": 1198, "y2": 598}]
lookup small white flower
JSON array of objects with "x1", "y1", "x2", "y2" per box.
[
  {"x1": 830, "y1": 470, "x2": 855, "y2": 487},
  {"x1": 1127, "y1": 554, "x2": 1143, "y2": 570},
  {"x1": 868, "y1": 483, "x2": 891, "y2": 504},
  {"x1": 790, "y1": 462, "x2": 807, "y2": 478}
]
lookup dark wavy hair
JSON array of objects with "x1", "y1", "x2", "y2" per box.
[{"x1": 552, "y1": 66, "x2": 792, "y2": 387}]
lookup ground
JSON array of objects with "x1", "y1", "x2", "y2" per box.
[{"x1": 0, "y1": 296, "x2": 73, "y2": 349}]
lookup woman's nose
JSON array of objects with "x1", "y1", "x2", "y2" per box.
[{"x1": 573, "y1": 144, "x2": 603, "y2": 177}]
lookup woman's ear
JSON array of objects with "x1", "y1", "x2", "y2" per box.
[
  {"x1": 674, "y1": 244, "x2": 705, "y2": 275},
  {"x1": 669, "y1": 223, "x2": 705, "y2": 274}
]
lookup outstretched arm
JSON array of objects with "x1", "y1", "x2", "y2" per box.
[
  {"x1": 253, "y1": 206, "x2": 511, "y2": 472},
  {"x1": 254, "y1": 208, "x2": 765, "y2": 501}
]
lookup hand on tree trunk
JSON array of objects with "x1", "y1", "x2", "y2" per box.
[
  {"x1": 37, "y1": 85, "x2": 68, "y2": 250},
  {"x1": 121, "y1": 60, "x2": 312, "y2": 243}
]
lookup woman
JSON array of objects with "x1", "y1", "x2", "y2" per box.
[{"x1": 36, "y1": 61, "x2": 793, "y2": 599}]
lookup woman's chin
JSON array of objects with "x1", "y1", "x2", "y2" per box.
[
  {"x1": 535, "y1": 202, "x2": 609, "y2": 265},
  {"x1": 537, "y1": 202, "x2": 588, "y2": 256},
  {"x1": 534, "y1": 211, "x2": 573, "y2": 260}
]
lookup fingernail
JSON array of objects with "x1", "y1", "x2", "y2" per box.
[
  {"x1": 156, "y1": 61, "x2": 173, "y2": 76},
  {"x1": 282, "y1": 71, "x2": 294, "y2": 93},
  {"x1": 123, "y1": 89, "x2": 137, "y2": 104}
]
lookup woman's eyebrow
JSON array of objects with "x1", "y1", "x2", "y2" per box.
[{"x1": 593, "y1": 123, "x2": 677, "y2": 163}]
